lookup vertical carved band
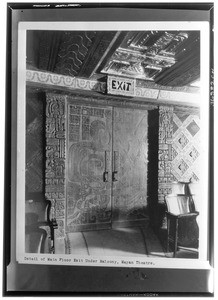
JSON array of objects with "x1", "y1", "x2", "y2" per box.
[
  {"x1": 45, "y1": 93, "x2": 66, "y2": 238},
  {"x1": 158, "y1": 105, "x2": 174, "y2": 202}
]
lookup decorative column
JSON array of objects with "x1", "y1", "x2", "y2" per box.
[
  {"x1": 158, "y1": 106, "x2": 174, "y2": 203},
  {"x1": 45, "y1": 93, "x2": 66, "y2": 238}
]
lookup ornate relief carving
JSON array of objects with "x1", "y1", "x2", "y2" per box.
[
  {"x1": 112, "y1": 108, "x2": 148, "y2": 224},
  {"x1": 27, "y1": 69, "x2": 199, "y2": 106},
  {"x1": 66, "y1": 103, "x2": 113, "y2": 232},
  {"x1": 45, "y1": 93, "x2": 66, "y2": 238},
  {"x1": 158, "y1": 106, "x2": 201, "y2": 203},
  {"x1": 79, "y1": 32, "x2": 118, "y2": 77},
  {"x1": 26, "y1": 70, "x2": 106, "y2": 93},
  {"x1": 158, "y1": 106, "x2": 174, "y2": 202},
  {"x1": 101, "y1": 31, "x2": 189, "y2": 80},
  {"x1": 135, "y1": 87, "x2": 159, "y2": 99},
  {"x1": 27, "y1": 69, "x2": 75, "y2": 85},
  {"x1": 158, "y1": 89, "x2": 199, "y2": 104},
  {"x1": 171, "y1": 112, "x2": 200, "y2": 182},
  {"x1": 54, "y1": 32, "x2": 96, "y2": 77}
]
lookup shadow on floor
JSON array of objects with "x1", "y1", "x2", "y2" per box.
[{"x1": 65, "y1": 226, "x2": 166, "y2": 257}]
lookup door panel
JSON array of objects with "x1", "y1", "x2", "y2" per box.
[
  {"x1": 66, "y1": 103, "x2": 113, "y2": 232},
  {"x1": 112, "y1": 107, "x2": 148, "y2": 227}
]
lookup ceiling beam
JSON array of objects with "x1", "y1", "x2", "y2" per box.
[{"x1": 78, "y1": 31, "x2": 126, "y2": 78}]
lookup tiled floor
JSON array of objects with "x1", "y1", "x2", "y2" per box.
[
  {"x1": 55, "y1": 225, "x2": 198, "y2": 258},
  {"x1": 63, "y1": 226, "x2": 167, "y2": 257}
]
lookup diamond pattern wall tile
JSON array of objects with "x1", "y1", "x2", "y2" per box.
[
  {"x1": 188, "y1": 146, "x2": 200, "y2": 162},
  {"x1": 171, "y1": 147, "x2": 178, "y2": 160},
  {"x1": 171, "y1": 112, "x2": 200, "y2": 183},
  {"x1": 178, "y1": 159, "x2": 189, "y2": 175},
  {"x1": 172, "y1": 120, "x2": 179, "y2": 134},
  {"x1": 186, "y1": 120, "x2": 200, "y2": 137},
  {"x1": 174, "y1": 112, "x2": 189, "y2": 123},
  {"x1": 177, "y1": 133, "x2": 189, "y2": 149},
  {"x1": 158, "y1": 107, "x2": 201, "y2": 202},
  {"x1": 192, "y1": 172, "x2": 199, "y2": 181}
]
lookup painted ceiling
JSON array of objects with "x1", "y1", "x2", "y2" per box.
[{"x1": 27, "y1": 30, "x2": 200, "y2": 87}]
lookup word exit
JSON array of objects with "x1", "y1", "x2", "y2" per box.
[{"x1": 107, "y1": 76, "x2": 135, "y2": 96}]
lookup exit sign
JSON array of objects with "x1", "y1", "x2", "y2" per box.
[{"x1": 107, "y1": 76, "x2": 136, "y2": 97}]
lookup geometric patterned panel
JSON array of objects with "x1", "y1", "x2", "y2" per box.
[
  {"x1": 158, "y1": 106, "x2": 174, "y2": 202},
  {"x1": 158, "y1": 108, "x2": 201, "y2": 205},
  {"x1": 177, "y1": 133, "x2": 189, "y2": 149},
  {"x1": 171, "y1": 147, "x2": 178, "y2": 160},
  {"x1": 188, "y1": 146, "x2": 200, "y2": 162},
  {"x1": 171, "y1": 112, "x2": 200, "y2": 182},
  {"x1": 174, "y1": 111, "x2": 189, "y2": 123},
  {"x1": 186, "y1": 120, "x2": 200, "y2": 137},
  {"x1": 172, "y1": 120, "x2": 179, "y2": 134},
  {"x1": 54, "y1": 32, "x2": 96, "y2": 77}
]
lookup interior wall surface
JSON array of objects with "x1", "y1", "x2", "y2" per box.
[{"x1": 25, "y1": 90, "x2": 200, "y2": 236}]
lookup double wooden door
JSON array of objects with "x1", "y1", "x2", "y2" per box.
[{"x1": 66, "y1": 102, "x2": 148, "y2": 232}]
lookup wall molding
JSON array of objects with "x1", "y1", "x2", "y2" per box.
[{"x1": 26, "y1": 69, "x2": 200, "y2": 107}]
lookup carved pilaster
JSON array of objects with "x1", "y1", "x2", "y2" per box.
[
  {"x1": 158, "y1": 105, "x2": 174, "y2": 202},
  {"x1": 45, "y1": 93, "x2": 66, "y2": 238}
]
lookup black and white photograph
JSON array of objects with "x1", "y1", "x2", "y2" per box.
[
  {"x1": 16, "y1": 21, "x2": 210, "y2": 268},
  {"x1": 3, "y1": 2, "x2": 214, "y2": 295}
]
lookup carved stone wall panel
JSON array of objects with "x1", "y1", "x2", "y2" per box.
[
  {"x1": 79, "y1": 32, "x2": 118, "y2": 77},
  {"x1": 54, "y1": 31, "x2": 97, "y2": 77},
  {"x1": 45, "y1": 93, "x2": 66, "y2": 238},
  {"x1": 158, "y1": 106, "x2": 201, "y2": 203},
  {"x1": 112, "y1": 108, "x2": 148, "y2": 225},
  {"x1": 158, "y1": 106, "x2": 174, "y2": 202},
  {"x1": 135, "y1": 87, "x2": 159, "y2": 99},
  {"x1": 26, "y1": 70, "x2": 106, "y2": 93},
  {"x1": 66, "y1": 103, "x2": 113, "y2": 232},
  {"x1": 171, "y1": 111, "x2": 200, "y2": 182}
]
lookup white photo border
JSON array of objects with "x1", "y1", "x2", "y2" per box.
[{"x1": 17, "y1": 21, "x2": 211, "y2": 270}]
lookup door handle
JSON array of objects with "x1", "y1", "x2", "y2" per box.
[
  {"x1": 103, "y1": 171, "x2": 109, "y2": 182},
  {"x1": 112, "y1": 171, "x2": 118, "y2": 182},
  {"x1": 112, "y1": 151, "x2": 119, "y2": 182},
  {"x1": 103, "y1": 150, "x2": 110, "y2": 182}
]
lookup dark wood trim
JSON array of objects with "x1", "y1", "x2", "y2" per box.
[
  {"x1": 147, "y1": 109, "x2": 159, "y2": 232},
  {"x1": 95, "y1": 31, "x2": 127, "y2": 74},
  {"x1": 78, "y1": 31, "x2": 125, "y2": 78}
]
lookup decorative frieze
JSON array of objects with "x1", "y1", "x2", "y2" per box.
[
  {"x1": 158, "y1": 89, "x2": 199, "y2": 104},
  {"x1": 26, "y1": 69, "x2": 200, "y2": 106},
  {"x1": 135, "y1": 87, "x2": 159, "y2": 99},
  {"x1": 26, "y1": 70, "x2": 106, "y2": 93}
]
